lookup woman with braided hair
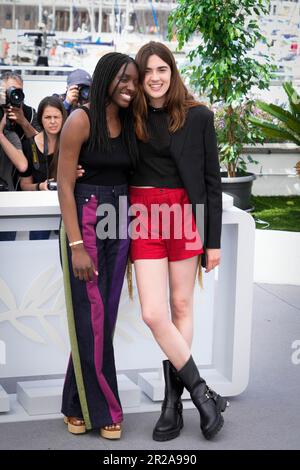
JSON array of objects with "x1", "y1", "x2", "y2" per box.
[{"x1": 57, "y1": 52, "x2": 139, "y2": 439}]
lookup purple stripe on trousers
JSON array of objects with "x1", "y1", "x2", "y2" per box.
[
  {"x1": 108, "y1": 237, "x2": 130, "y2": 334},
  {"x1": 82, "y1": 195, "x2": 122, "y2": 424}
]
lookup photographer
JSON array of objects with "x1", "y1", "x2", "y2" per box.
[
  {"x1": 0, "y1": 72, "x2": 38, "y2": 140},
  {"x1": 0, "y1": 113, "x2": 28, "y2": 191},
  {"x1": 0, "y1": 112, "x2": 28, "y2": 241},
  {"x1": 58, "y1": 68, "x2": 92, "y2": 115}
]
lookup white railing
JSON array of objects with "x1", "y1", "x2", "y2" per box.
[
  {"x1": 0, "y1": 0, "x2": 177, "y2": 9},
  {"x1": 1, "y1": 63, "x2": 300, "y2": 84}
]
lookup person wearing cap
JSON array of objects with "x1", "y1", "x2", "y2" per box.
[{"x1": 60, "y1": 69, "x2": 92, "y2": 115}]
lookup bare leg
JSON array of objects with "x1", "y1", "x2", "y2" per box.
[
  {"x1": 169, "y1": 256, "x2": 199, "y2": 348},
  {"x1": 134, "y1": 258, "x2": 190, "y2": 370}
]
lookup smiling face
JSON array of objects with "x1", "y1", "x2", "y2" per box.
[
  {"x1": 42, "y1": 105, "x2": 63, "y2": 135},
  {"x1": 143, "y1": 54, "x2": 171, "y2": 108},
  {"x1": 108, "y1": 61, "x2": 139, "y2": 108}
]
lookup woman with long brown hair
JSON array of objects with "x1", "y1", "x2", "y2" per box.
[
  {"x1": 20, "y1": 95, "x2": 67, "y2": 239},
  {"x1": 20, "y1": 96, "x2": 66, "y2": 191},
  {"x1": 130, "y1": 41, "x2": 228, "y2": 441}
]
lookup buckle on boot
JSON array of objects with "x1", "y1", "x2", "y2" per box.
[
  {"x1": 205, "y1": 387, "x2": 216, "y2": 400},
  {"x1": 177, "y1": 401, "x2": 183, "y2": 413}
]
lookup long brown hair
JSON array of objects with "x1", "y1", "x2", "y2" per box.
[
  {"x1": 37, "y1": 96, "x2": 67, "y2": 178},
  {"x1": 134, "y1": 41, "x2": 200, "y2": 141}
]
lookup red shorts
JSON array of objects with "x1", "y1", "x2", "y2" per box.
[{"x1": 129, "y1": 187, "x2": 204, "y2": 262}]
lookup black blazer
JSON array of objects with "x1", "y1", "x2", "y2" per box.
[{"x1": 170, "y1": 105, "x2": 222, "y2": 252}]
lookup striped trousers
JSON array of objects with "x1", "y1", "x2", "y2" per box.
[{"x1": 60, "y1": 183, "x2": 130, "y2": 430}]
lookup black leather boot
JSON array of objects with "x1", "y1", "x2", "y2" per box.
[
  {"x1": 152, "y1": 360, "x2": 184, "y2": 441},
  {"x1": 178, "y1": 356, "x2": 229, "y2": 440}
]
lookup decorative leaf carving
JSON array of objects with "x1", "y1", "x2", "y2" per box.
[
  {"x1": 0, "y1": 270, "x2": 67, "y2": 350},
  {"x1": 9, "y1": 318, "x2": 46, "y2": 344},
  {"x1": 53, "y1": 289, "x2": 66, "y2": 312},
  {"x1": 31, "y1": 278, "x2": 63, "y2": 310},
  {"x1": 37, "y1": 317, "x2": 67, "y2": 352},
  {"x1": 0, "y1": 278, "x2": 16, "y2": 310},
  {"x1": 20, "y1": 266, "x2": 56, "y2": 310}
]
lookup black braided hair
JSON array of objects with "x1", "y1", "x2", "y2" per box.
[{"x1": 89, "y1": 52, "x2": 138, "y2": 167}]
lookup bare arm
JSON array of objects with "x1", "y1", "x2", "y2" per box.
[
  {"x1": 19, "y1": 119, "x2": 38, "y2": 139},
  {"x1": 57, "y1": 108, "x2": 97, "y2": 282},
  {"x1": 57, "y1": 108, "x2": 88, "y2": 243},
  {"x1": 20, "y1": 175, "x2": 36, "y2": 191},
  {"x1": 20, "y1": 175, "x2": 50, "y2": 191},
  {"x1": 7, "y1": 106, "x2": 38, "y2": 138},
  {"x1": 0, "y1": 115, "x2": 28, "y2": 172}
]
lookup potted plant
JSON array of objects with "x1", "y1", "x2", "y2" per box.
[
  {"x1": 214, "y1": 100, "x2": 265, "y2": 209},
  {"x1": 169, "y1": 0, "x2": 274, "y2": 209}
]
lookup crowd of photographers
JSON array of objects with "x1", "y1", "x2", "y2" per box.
[{"x1": 0, "y1": 68, "x2": 92, "y2": 240}]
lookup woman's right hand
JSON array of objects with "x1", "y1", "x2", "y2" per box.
[
  {"x1": 71, "y1": 245, "x2": 98, "y2": 282},
  {"x1": 38, "y1": 178, "x2": 57, "y2": 191},
  {"x1": 38, "y1": 180, "x2": 50, "y2": 191}
]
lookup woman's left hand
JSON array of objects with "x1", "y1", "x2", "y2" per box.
[{"x1": 205, "y1": 248, "x2": 221, "y2": 273}]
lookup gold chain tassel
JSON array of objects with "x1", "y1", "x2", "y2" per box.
[{"x1": 126, "y1": 258, "x2": 133, "y2": 300}]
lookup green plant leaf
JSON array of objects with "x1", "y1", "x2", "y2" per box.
[
  {"x1": 249, "y1": 116, "x2": 300, "y2": 145},
  {"x1": 256, "y1": 101, "x2": 300, "y2": 134},
  {"x1": 169, "y1": 0, "x2": 274, "y2": 175},
  {"x1": 283, "y1": 82, "x2": 300, "y2": 118}
]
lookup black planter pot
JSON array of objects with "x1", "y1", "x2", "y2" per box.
[{"x1": 221, "y1": 172, "x2": 256, "y2": 210}]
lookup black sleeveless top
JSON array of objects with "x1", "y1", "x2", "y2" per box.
[{"x1": 77, "y1": 107, "x2": 132, "y2": 186}]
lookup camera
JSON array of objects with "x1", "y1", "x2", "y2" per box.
[
  {"x1": 78, "y1": 85, "x2": 90, "y2": 103},
  {"x1": 5, "y1": 87, "x2": 25, "y2": 107},
  {"x1": 0, "y1": 86, "x2": 25, "y2": 108},
  {"x1": 0, "y1": 85, "x2": 25, "y2": 128},
  {"x1": 47, "y1": 181, "x2": 57, "y2": 191}
]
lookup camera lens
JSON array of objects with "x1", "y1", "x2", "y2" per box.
[
  {"x1": 78, "y1": 86, "x2": 90, "y2": 102},
  {"x1": 7, "y1": 87, "x2": 25, "y2": 107},
  {"x1": 47, "y1": 181, "x2": 57, "y2": 191}
]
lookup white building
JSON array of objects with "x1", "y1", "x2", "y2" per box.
[{"x1": 0, "y1": 0, "x2": 177, "y2": 35}]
